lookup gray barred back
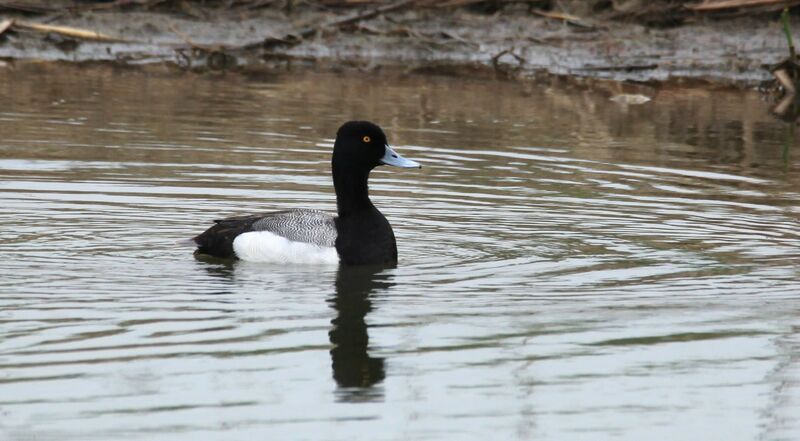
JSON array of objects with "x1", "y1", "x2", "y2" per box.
[{"x1": 252, "y1": 209, "x2": 337, "y2": 247}]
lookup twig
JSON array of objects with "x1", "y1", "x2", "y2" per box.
[
  {"x1": 434, "y1": 0, "x2": 487, "y2": 7},
  {"x1": 439, "y1": 30, "x2": 479, "y2": 48},
  {"x1": 581, "y1": 64, "x2": 659, "y2": 72},
  {"x1": 254, "y1": 0, "x2": 417, "y2": 49},
  {"x1": 686, "y1": 0, "x2": 800, "y2": 11},
  {"x1": 69, "y1": 0, "x2": 169, "y2": 12},
  {"x1": 0, "y1": 18, "x2": 12, "y2": 37},
  {"x1": 532, "y1": 9, "x2": 597, "y2": 30},
  {"x1": 491, "y1": 48, "x2": 525, "y2": 71},
  {"x1": 12, "y1": 20, "x2": 123, "y2": 42},
  {"x1": 320, "y1": 0, "x2": 416, "y2": 31},
  {"x1": 774, "y1": 67, "x2": 797, "y2": 93}
]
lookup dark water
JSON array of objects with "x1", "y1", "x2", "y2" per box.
[{"x1": 1, "y1": 64, "x2": 799, "y2": 440}]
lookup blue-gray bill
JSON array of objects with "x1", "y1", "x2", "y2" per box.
[{"x1": 381, "y1": 145, "x2": 421, "y2": 168}]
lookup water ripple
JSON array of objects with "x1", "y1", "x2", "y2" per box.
[{"x1": 1, "y1": 65, "x2": 799, "y2": 441}]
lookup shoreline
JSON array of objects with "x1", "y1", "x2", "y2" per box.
[{"x1": 0, "y1": 5, "x2": 796, "y2": 87}]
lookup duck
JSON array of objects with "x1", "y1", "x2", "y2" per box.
[{"x1": 192, "y1": 121, "x2": 421, "y2": 265}]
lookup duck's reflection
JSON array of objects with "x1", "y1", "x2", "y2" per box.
[
  {"x1": 329, "y1": 264, "x2": 394, "y2": 402},
  {"x1": 193, "y1": 254, "x2": 393, "y2": 400}
]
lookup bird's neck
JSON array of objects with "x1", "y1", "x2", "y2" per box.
[{"x1": 333, "y1": 167, "x2": 374, "y2": 217}]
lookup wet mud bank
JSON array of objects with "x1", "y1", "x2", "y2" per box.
[{"x1": 0, "y1": 3, "x2": 797, "y2": 86}]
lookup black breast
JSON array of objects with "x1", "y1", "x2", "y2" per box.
[{"x1": 335, "y1": 208, "x2": 398, "y2": 265}]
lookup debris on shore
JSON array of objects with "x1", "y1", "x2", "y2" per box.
[{"x1": 1, "y1": 0, "x2": 800, "y2": 85}]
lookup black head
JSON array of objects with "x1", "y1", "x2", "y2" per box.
[
  {"x1": 333, "y1": 121, "x2": 421, "y2": 170},
  {"x1": 333, "y1": 121, "x2": 390, "y2": 170}
]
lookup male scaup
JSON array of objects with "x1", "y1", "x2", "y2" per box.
[{"x1": 192, "y1": 121, "x2": 421, "y2": 265}]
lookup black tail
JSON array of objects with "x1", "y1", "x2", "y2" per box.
[{"x1": 193, "y1": 215, "x2": 261, "y2": 259}]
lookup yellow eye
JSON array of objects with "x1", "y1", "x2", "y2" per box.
[{"x1": 362, "y1": 136, "x2": 371, "y2": 143}]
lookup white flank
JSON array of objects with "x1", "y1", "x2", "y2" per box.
[{"x1": 232, "y1": 231, "x2": 339, "y2": 264}]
